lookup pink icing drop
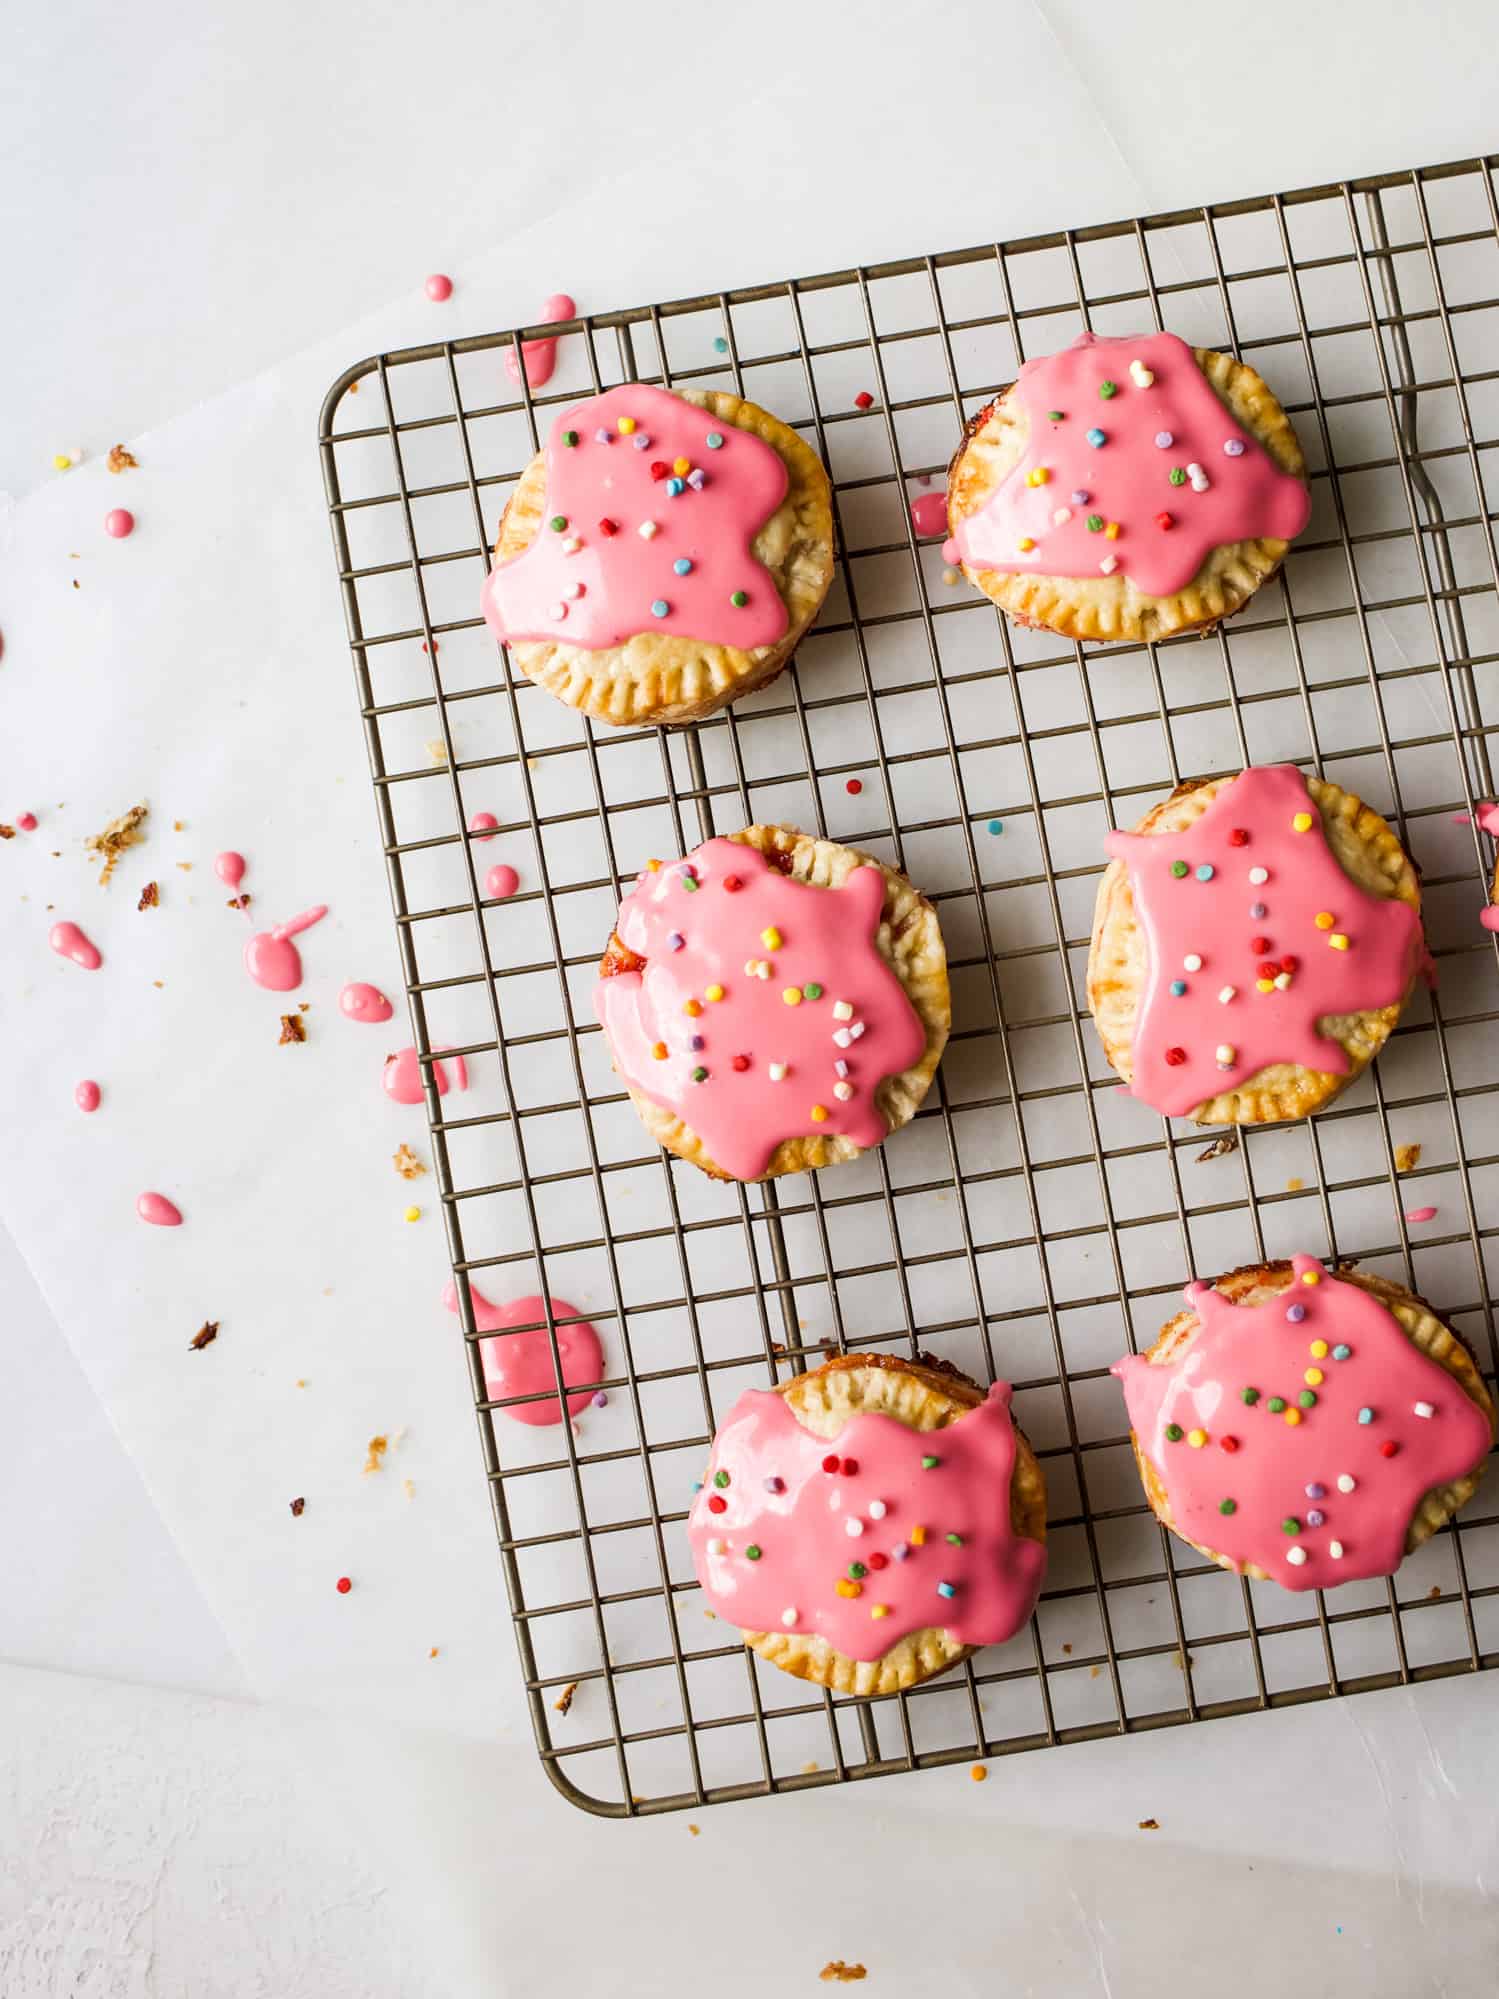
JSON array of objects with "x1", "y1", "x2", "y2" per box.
[
  {"x1": 1405, "y1": 1206, "x2": 1439, "y2": 1224},
  {"x1": 74, "y1": 1079, "x2": 101, "y2": 1113},
  {"x1": 425, "y1": 273, "x2": 453, "y2": 302},
  {"x1": 594, "y1": 838, "x2": 928, "y2": 1181},
  {"x1": 339, "y1": 981, "x2": 394, "y2": 1024},
  {"x1": 468, "y1": 811, "x2": 499, "y2": 839},
  {"x1": 481, "y1": 383, "x2": 790, "y2": 653},
  {"x1": 214, "y1": 851, "x2": 247, "y2": 890},
  {"x1": 50, "y1": 920, "x2": 102, "y2": 970},
  {"x1": 444, "y1": 1279, "x2": 604, "y2": 1426},
  {"x1": 16, "y1": 811, "x2": 37, "y2": 832},
  {"x1": 910, "y1": 490, "x2": 949, "y2": 538},
  {"x1": 1474, "y1": 802, "x2": 1499, "y2": 836},
  {"x1": 244, "y1": 905, "x2": 327, "y2": 992},
  {"x1": 503, "y1": 292, "x2": 576, "y2": 389},
  {"x1": 1112, "y1": 1256, "x2": 1492, "y2": 1591},
  {"x1": 136, "y1": 1191, "x2": 183, "y2": 1227},
  {"x1": 1481, "y1": 905, "x2": 1499, "y2": 933},
  {"x1": 104, "y1": 508, "x2": 135, "y2": 539},
  {"x1": 952, "y1": 331, "x2": 1310, "y2": 598},
  {"x1": 383, "y1": 1045, "x2": 467, "y2": 1105},
  {"x1": 688, "y1": 1381, "x2": 1045, "y2": 1661},
  {"x1": 1105, "y1": 765, "x2": 1423, "y2": 1118},
  {"x1": 485, "y1": 862, "x2": 519, "y2": 900}
]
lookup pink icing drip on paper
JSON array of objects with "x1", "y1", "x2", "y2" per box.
[
  {"x1": 910, "y1": 490, "x2": 948, "y2": 538},
  {"x1": 951, "y1": 331, "x2": 1310, "y2": 597},
  {"x1": 1405, "y1": 1205, "x2": 1438, "y2": 1224},
  {"x1": 594, "y1": 838, "x2": 927, "y2": 1181},
  {"x1": 485, "y1": 863, "x2": 519, "y2": 901},
  {"x1": 74, "y1": 1079, "x2": 101, "y2": 1113},
  {"x1": 214, "y1": 851, "x2": 247, "y2": 890},
  {"x1": 244, "y1": 906, "x2": 327, "y2": 992},
  {"x1": 1105, "y1": 765, "x2": 1423, "y2": 1118},
  {"x1": 481, "y1": 383, "x2": 790, "y2": 653},
  {"x1": 688, "y1": 1381, "x2": 1045, "y2": 1661},
  {"x1": 50, "y1": 920, "x2": 102, "y2": 971},
  {"x1": 1112, "y1": 1257, "x2": 1491, "y2": 1591},
  {"x1": 136, "y1": 1191, "x2": 183, "y2": 1227},
  {"x1": 503, "y1": 293, "x2": 576, "y2": 389},
  {"x1": 443, "y1": 1279, "x2": 603, "y2": 1426},
  {"x1": 339, "y1": 981, "x2": 394, "y2": 1024},
  {"x1": 382, "y1": 1045, "x2": 467, "y2": 1105}
]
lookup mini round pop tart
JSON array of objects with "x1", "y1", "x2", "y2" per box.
[
  {"x1": 944, "y1": 330, "x2": 1310, "y2": 643},
  {"x1": 1113, "y1": 1256, "x2": 1494, "y2": 1592},
  {"x1": 482, "y1": 383, "x2": 834, "y2": 726},
  {"x1": 688, "y1": 1352, "x2": 1048, "y2": 1696},
  {"x1": 1088, "y1": 764, "x2": 1425, "y2": 1124},
  {"x1": 594, "y1": 826, "x2": 948, "y2": 1182}
]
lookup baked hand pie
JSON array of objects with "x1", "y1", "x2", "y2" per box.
[
  {"x1": 481, "y1": 383, "x2": 834, "y2": 726},
  {"x1": 594, "y1": 825, "x2": 949, "y2": 1182},
  {"x1": 688, "y1": 1352, "x2": 1048, "y2": 1696},
  {"x1": 944, "y1": 330, "x2": 1310, "y2": 643},
  {"x1": 1113, "y1": 1257, "x2": 1493, "y2": 1591},
  {"x1": 1088, "y1": 763, "x2": 1425, "y2": 1124}
]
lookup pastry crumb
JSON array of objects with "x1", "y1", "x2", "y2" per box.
[
  {"x1": 426, "y1": 740, "x2": 449, "y2": 766},
  {"x1": 0, "y1": 824, "x2": 14, "y2": 840},
  {"x1": 86, "y1": 801, "x2": 149, "y2": 884},
  {"x1": 107, "y1": 444, "x2": 139, "y2": 473},
  {"x1": 1061, "y1": 1641, "x2": 1072, "y2": 1655},
  {"x1": 290, "y1": 1496, "x2": 306, "y2": 1517},
  {"x1": 1428, "y1": 1585, "x2": 1442, "y2": 1601},
  {"x1": 1286, "y1": 1176, "x2": 1305, "y2": 1191},
  {"x1": 819, "y1": 1962, "x2": 867, "y2": 1984},
  {"x1": 189, "y1": 1320, "x2": 219, "y2": 1350},
  {"x1": 1195, "y1": 1131, "x2": 1238, "y2": 1163},
  {"x1": 553, "y1": 1681, "x2": 578, "y2": 1715},
  {"x1": 402, "y1": 1477, "x2": 415, "y2": 1500},
  {"x1": 1395, "y1": 1143, "x2": 1422, "y2": 1173},
  {"x1": 1089, "y1": 1666, "x2": 1101, "y2": 1679},
  {"x1": 393, "y1": 1143, "x2": 427, "y2": 1180},
  {"x1": 227, "y1": 893, "x2": 252, "y2": 910},
  {"x1": 173, "y1": 819, "x2": 185, "y2": 831},
  {"x1": 364, "y1": 1434, "x2": 390, "y2": 1474},
  {"x1": 175, "y1": 860, "x2": 192, "y2": 872},
  {"x1": 279, "y1": 1013, "x2": 307, "y2": 1044},
  {"x1": 1138, "y1": 1818, "x2": 1160, "y2": 1831},
  {"x1": 687, "y1": 1823, "x2": 700, "y2": 1837},
  {"x1": 428, "y1": 1645, "x2": 440, "y2": 1658},
  {"x1": 801, "y1": 1760, "x2": 820, "y2": 1775},
  {"x1": 137, "y1": 880, "x2": 159, "y2": 910}
]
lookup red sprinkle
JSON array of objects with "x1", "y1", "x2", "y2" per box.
[
  {"x1": 869, "y1": 1552, "x2": 889, "y2": 1570},
  {"x1": 723, "y1": 875, "x2": 742, "y2": 893},
  {"x1": 731, "y1": 1054, "x2": 750, "y2": 1072},
  {"x1": 822, "y1": 1454, "x2": 841, "y2": 1474},
  {"x1": 1155, "y1": 511, "x2": 1175, "y2": 530},
  {"x1": 1220, "y1": 1436, "x2": 1239, "y2": 1453},
  {"x1": 841, "y1": 1457, "x2": 859, "y2": 1476},
  {"x1": 598, "y1": 518, "x2": 618, "y2": 536},
  {"x1": 708, "y1": 1493, "x2": 727, "y2": 1512},
  {"x1": 1229, "y1": 828, "x2": 1250, "y2": 847},
  {"x1": 1250, "y1": 936, "x2": 1271, "y2": 956},
  {"x1": 845, "y1": 778, "x2": 863, "y2": 795},
  {"x1": 1165, "y1": 1047, "x2": 1187, "y2": 1066},
  {"x1": 1280, "y1": 956, "x2": 1299, "y2": 975},
  {"x1": 1258, "y1": 961, "x2": 1279, "y2": 980},
  {"x1": 336, "y1": 1576, "x2": 352, "y2": 1594},
  {"x1": 854, "y1": 391, "x2": 874, "y2": 410},
  {"x1": 650, "y1": 461, "x2": 669, "y2": 481},
  {"x1": 1381, "y1": 1440, "x2": 1399, "y2": 1458}
]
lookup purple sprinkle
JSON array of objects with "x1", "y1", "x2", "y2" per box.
[
  {"x1": 1250, "y1": 902, "x2": 1267, "y2": 921},
  {"x1": 834, "y1": 1059, "x2": 850, "y2": 1078},
  {"x1": 592, "y1": 1391, "x2": 608, "y2": 1409},
  {"x1": 690, "y1": 1034, "x2": 705, "y2": 1051},
  {"x1": 1223, "y1": 438, "x2": 1246, "y2": 457},
  {"x1": 594, "y1": 427, "x2": 612, "y2": 444},
  {"x1": 891, "y1": 1542, "x2": 910, "y2": 1562},
  {"x1": 1307, "y1": 1509, "x2": 1325, "y2": 1527},
  {"x1": 632, "y1": 432, "x2": 652, "y2": 449},
  {"x1": 1306, "y1": 1482, "x2": 1326, "y2": 1499},
  {"x1": 1287, "y1": 1303, "x2": 1306, "y2": 1323},
  {"x1": 667, "y1": 931, "x2": 685, "y2": 952},
  {"x1": 763, "y1": 1475, "x2": 785, "y2": 1494},
  {"x1": 688, "y1": 468, "x2": 707, "y2": 490},
  {"x1": 1154, "y1": 430, "x2": 1173, "y2": 448},
  {"x1": 1070, "y1": 489, "x2": 1089, "y2": 506}
]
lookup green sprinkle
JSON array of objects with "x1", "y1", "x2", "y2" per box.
[
  {"x1": 848, "y1": 1561, "x2": 867, "y2": 1579},
  {"x1": 1099, "y1": 380, "x2": 1118, "y2": 399},
  {"x1": 730, "y1": 590, "x2": 748, "y2": 607},
  {"x1": 549, "y1": 515, "x2": 568, "y2": 531},
  {"x1": 1219, "y1": 1498, "x2": 1237, "y2": 1515},
  {"x1": 1241, "y1": 1387, "x2": 1260, "y2": 1405},
  {"x1": 987, "y1": 818, "x2": 1004, "y2": 836},
  {"x1": 1281, "y1": 1517, "x2": 1301, "y2": 1536},
  {"x1": 921, "y1": 1454, "x2": 940, "y2": 1470},
  {"x1": 1298, "y1": 1390, "x2": 1317, "y2": 1408},
  {"x1": 1086, "y1": 513, "x2": 1105, "y2": 533},
  {"x1": 1165, "y1": 1423, "x2": 1184, "y2": 1442},
  {"x1": 682, "y1": 875, "x2": 700, "y2": 892},
  {"x1": 1170, "y1": 860, "x2": 1190, "y2": 879},
  {"x1": 713, "y1": 1470, "x2": 730, "y2": 1488},
  {"x1": 691, "y1": 1066, "x2": 708, "y2": 1083},
  {"x1": 745, "y1": 1544, "x2": 762, "y2": 1561},
  {"x1": 561, "y1": 430, "x2": 578, "y2": 447},
  {"x1": 1267, "y1": 1396, "x2": 1286, "y2": 1414},
  {"x1": 804, "y1": 982, "x2": 824, "y2": 1000},
  {"x1": 1168, "y1": 467, "x2": 1186, "y2": 487},
  {"x1": 945, "y1": 1532, "x2": 963, "y2": 1546},
  {"x1": 1046, "y1": 409, "x2": 1064, "y2": 422}
]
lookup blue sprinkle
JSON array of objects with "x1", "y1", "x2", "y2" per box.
[
  {"x1": 651, "y1": 599, "x2": 670, "y2": 617},
  {"x1": 936, "y1": 1580, "x2": 957, "y2": 1600},
  {"x1": 1286, "y1": 1303, "x2": 1306, "y2": 1323},
  {"x1": 632, "y1": 432, "x2": 652, "y2": 450},
  {"x1": 673, "y1": 557, "x2": 693, "y2": 576},
  {"x1": 705, "y1": 432, "x2": 724, "y2": 449},
  {"x1": 1154, "y1": 430, "x2": 1173, "y2": 448},
  {"x1": 667, "y1": 931, "x2": 684, "y2": 952},
  {"x1": 1195, "y1": 863, "x2": 1215, "y2": 882},
  {"x1": 1170, "y1": 980, "x2": 1187, "y2": 997},
  {"x1": 691, "y1": 1480, "x2": 703, "y2": 1492},
  {"x1": 1306, "y1": 1483, "x2": 1326, "y2": 1499},
  {"x1": 1333, "y1": 1343, "x2": 1352, "y2": 1360},
  {"x1": 1085, "y1": 427, "x2": 1107, "y2": 448},
  {"x1": 1250, "y1": 901, "x2": 1268, "y2": 920},
  {"x1": 665, "y1": 477, "x2": 685, "y2": 496},
  {"x1": 1358, "y1": 1407, "x2": 1374, "y2": 1425},
  {"x1": 987, "y1": 818, "x2": 1004, "y2": 836},
  {"x1": 1224, "y1": 438, "x2": 1246, "y2": 456},
  {"x1": 713, "y1": 337, "x2": 728, "y2": 353}
]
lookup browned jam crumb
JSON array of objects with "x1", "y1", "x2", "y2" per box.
[
  {"x1": 290, "y1": 1496, "x2": 306, "y2": 1517},
  {"x1": 173, "y1": 819, "x2": 185, "y2": 831},
  {"x1": 1196, "y1": 1131, "x2": 1238, "y2": 1163},
  {"x1": 553, "y1": 1681, "x2": 578, "y2": 1715},
  {"x1": 227, "y1": 893, "x2": 252, "y2": 910},
  {"x1": 279, "y1": 1013, "x2": 307, "y2": 1044},
  {"x1": 107, "y1": 444, "x2": 139, "y2": 473},
  {"x1": 819, "y1": 1963, "x2": 867, "y2": 1984},
  {"x1": 137, "y1": 880, "x2": 159, "y2": 910},
  {"x1": 0, "y1": 824, "x2": 14, "y2": 840},
  {"x1": 364, "y1": 1434, "x2": 389, "y2": 1475},
  {"x1": 87, "y1": 801, "x2": 148, "y2": 884},
  {"x1": 1395, "y1": 1142, "x2": 1422, "y2": 1173},
  {"x1": 1138, "y1": 1818, "x2": 1160, "y2": 1831},
  {"x1": 176, "y1": 861, "x2": 192, "y2": 872},
  {"x1": 393, "y1": 1143, "x2": 427, "y2": 1180},
  {"x1": 189, "y1": 1321, "x2": 219, "y2": 1350},
  {"x1": 687, "y1": 1823, "x2": 700, "y2": 1836}
]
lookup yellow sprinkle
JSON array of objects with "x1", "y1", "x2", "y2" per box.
[
  {"x1": 1314, "y1": 911, "x2": 1334, "y2": 929},
  {"x1": 1302, "y1": 1269, "x2": 1321, "y2": 1285},
  {"x1": 617, "y1": 417, "x2": 637, "y2": 434},
  {"x1": 1104, "y1": 521, "x2": 1120, "y2": 540},
  {"x1": 1292, "y1": 812, "x2": 1313, "y2": 832},
  {"x1": 646, "y1": 858, "x2": 661, "y2": 871},
  {"x1": 1305, "y1": 1368, "x2": 1324, "y2": 1386},
  {"x1": 1032, "y1": 466, "x2": 1049, "y2": 484},
  {"x1": 53, "y1": 453, "x2": 72, "y2": 471},
  {"x1": 971, "y1": 1764, "x2": 988, "y2": 1783},
  {"x1": 404, "y1": 1206, "x2": 421, "y2": 1222},
  {"x1": 683, "y1": 999, "x2": 702, "y2": 1017},
  {"x1": 1309, "y1": 1339, "x2": 1329, "y2": 1359},
  {"x1": 672, "y1": 456, "x2": 690, "y2": 476},
  {"x1": 810, "y1": 1104, "x2": 829, "y2": 1122},
  {"x1": 782, "y1": 987, "x2": 803, "y2": 1006},
  {"x1": 651, "y1": 1041, "x2": 668, "y2": 1061},
  {"x1": 1185, "y1": 1428, "x2": 1206, "y2": 1447},
  {"x1": 910, "y1": 1525, "x2": 926, "y2": 1546},
  {"x1": 870, "y1": 1604, "x2": 890, "y2": 1619},
  {"x1": 1256, "y1": 978, "x2": 1275, "y2": 993},
  {"x1": 1329, "y1": 933, "x2": 1349, "y2": 951},
  {"x1": 761, "y1": 926, "x2": 782, "y2": 950},
  {"x1": 1017, "y1": 536, "x2": 1036, "y2": 552},
  {"x1": 835, "y1": 1579, "x2": 862, "y2": 1599},
  {"x1": 1284, "y1": 1408, "x2": 1302, "y2": 1425},
  {"x1": 705, "y1": 983, "x2": 725, "y2": 1002}
]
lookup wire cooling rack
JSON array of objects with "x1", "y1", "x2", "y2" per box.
[{"x1": 319, "y1": 156, "x2": 1499, "y2": 1817}]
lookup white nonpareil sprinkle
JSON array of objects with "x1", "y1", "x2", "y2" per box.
[
  {"x1": 833, "y1": 1028, "x2": 852, "y2": 1048},
  {"x1": 781, "y1": 1608, "x2": 798, "y2": 1627},
  {"x1": 1413, "y1": 1401, "x2": 1435, "y2": 1419},
  {"x1": 1215, "y1": 1043, "x2": 1235, "y2": 1065},
  {"x1": 833, "y1": 1081, "x2": 854, "y2": 1101},
  {"x1": 561, "y1": 536, "x2": 582, "y2": 554},
  {"x1": 867, "y1": 1499, "x2": 887, "y2": 1520},
  {"x1": 832, "y1": 1000, "x2": 854, "y2": 1021},
  {"x1": 1337, "y1": 1474, "x2": 1356, "y2": 1493},
  {"x1": 547, "y1": 602, "x2": 567, "y2": 620},
  {"x1": 638, "y1": 520, "x2": 658, "y2": 539},
  {"x1": 1329, "y1": 1541, "x2": 1345, "y2": 1559},
  {"x1": 1248, "y1": 866, "x2": 1269, "y2": 885},
  {"x1": 848, "y1": 1022, "x2": 865, "y2": 1041},
  {"x1": 1099, "y1": 555, "x2": 1118, "y2": 575},
  {"x1": 1274, "y1": 971, "x2": 1292, "y2": 989},
  {"x1": 1286, "y1": 1546, "x2": 1308, "y2": 1566},
  {"x1": 834, "y1": 1059, "x2": 850, "y2": 1078},
  {"x1": 1051, "y1": 506, "x2": 1073, "y2": 525},
  {"x1": 706, "y1": 1538, "x2": 725, "y2": 1556},
  {"x1": 844, "y1": 1518, "x2": 864, "y2": 1538},
  {"x1": 563, "y1": 582, "x2": 583, "y2": 599},
  {"x1": 767, "y1": 1062, "x2": 787, "y2": 1082},
  {"x1": 1218, "y1": 985, "x2": 1236, "y2": 1004},
  {"x1": 1183, "y1": 954, "x2": 1203, "y2": 972},
  {"x1": 1129, "y1": 359, "x2": 1154, "y2": 387}
]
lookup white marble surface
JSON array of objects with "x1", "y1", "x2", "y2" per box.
[{"x1": 2, "y1": 3, "x2": 1497, "y2": 1992}]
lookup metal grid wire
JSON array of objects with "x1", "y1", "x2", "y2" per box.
[{"x1": 319, "y1": 156, "x2": 1499, "y2": 1817}]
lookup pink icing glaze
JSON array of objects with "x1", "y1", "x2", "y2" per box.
[
  {"x1": 1475, "y1": 802, "x2": 1499, "y2": 836},
  {"x1": 383, "y1": 1045, "x2": 467, "y2": 1105},
  {"x1": 244, "y1": 905, "x2": 327, "y2": 992},
  {"x1": 136, "y1": 1191, "x2": 183, "y2": 1227},
  {"x1": 214, "y1": 851, "x2": 246, "y2": 890},
  {"x1": 484, "y1": 862, "x2": 519, "y2": 901},
  {"x1": 74, "y1": 1079, "x2": 101, "y2": 1113},
  {"x1": 1482, "y1": 905, "x2": 1499, "y2": 934},
  {"x1": 503, "y1": 292, "x2": 576, "y2": 389},
  {"x1": 104, "y1": 508, "x2": 135, "y2": 540},
  {"x1": 1112, "y1": 1256, "x2": 1491, "y2": 1591},
  {"x1": 50, "y1": 921, "x2": 102, "y2": 970},
  {"x1": 910, "y1": 490, "x2": 949, "y2": 537},
  {"x1": 1105, "y1": 765, "x2": 1423, "y2": 1118},
  {"x1": 468, "y1": 810, "x2": 499, "y2": 840},
  {"x1": 16, "y1": 811, "x2": 37, "y2": 832},
  {"x1": 594, "y1": 838, "x2": 928, "y2": 1181},
  {"x1": 481, "y1": 383, "x2": 790, "y2": 653},
  {"x1": 425, "y1": 273, "x2": 453, "y2": 302},
  {"x1": 1405, "y1": 1206, "x2": 1439, "y2": 1224},
  {"x1": 339, "y1": 981, "x2": 394, "y2": 1024},
  {"x1": 688, "y1": 1380, "x2": 1045, "y2": 1661},
  {"x1": 951, "y1": 331, "x2": 1310, "y2": 598},
  {"x1": 444, "y1": 1278, "x2": 604, "y2": 1426}
]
